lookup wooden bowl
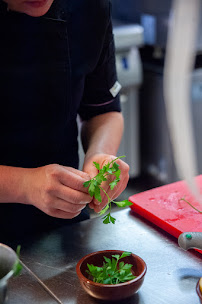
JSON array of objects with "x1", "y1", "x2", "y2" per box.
[{"x1": 76, "y1": 250, "x2": 147, "y2": 301}]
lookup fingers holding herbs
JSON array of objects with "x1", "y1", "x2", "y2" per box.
[
  {"x1": 96, "y1": 157, "x2": 129, "y2": 212},
  {"x1": 83, "y1": 155, "x2": 132, "y2": 224},
  {"x1": 23, "y1": 164, "x2": 92, "y2": 219},
  {"x1": 87, "y1": 155, "x2": 118, "y2": 209}
]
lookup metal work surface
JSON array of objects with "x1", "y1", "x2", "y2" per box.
[{"x1": 5, "y1": 209, "x2": 202, "y2": 304}]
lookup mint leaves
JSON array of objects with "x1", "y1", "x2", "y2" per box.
[
  {"x1": 86, "y1": 252, "x2": 136, "y2": 284},
  {"x1": 83, "y1": 156, "x2": 132, "y2": 224}
]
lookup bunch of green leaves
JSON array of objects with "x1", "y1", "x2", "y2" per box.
[
  {"x1": 86, "y1": 251, "x2": 136, "y2": 284},
  {"x1": 83, "y1": 156, "x2": 132, "y2": 224},
  {"x1": 12, "y1": 245, "x2": 23, "y2": 276}
]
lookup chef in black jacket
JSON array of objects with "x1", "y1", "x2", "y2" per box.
[{"x1": 0, "y1": 0, "x2": 129, "y2": 239}]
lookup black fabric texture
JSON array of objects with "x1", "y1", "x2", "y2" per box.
[{"x1": 0, "y1": 0, "x2": 121, "y2": 238}]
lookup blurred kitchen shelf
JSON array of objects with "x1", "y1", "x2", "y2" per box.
[{"x1": 89, "y1": 174, "x2": 164, "y2": 219}]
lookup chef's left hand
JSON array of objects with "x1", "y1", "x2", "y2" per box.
[{"x1": 82, "y1": 154, "x2": 129, "y2": 212}]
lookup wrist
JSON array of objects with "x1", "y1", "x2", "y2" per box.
[{"x1": 15, "y1": 168, "x2": 33, "y2": 205}]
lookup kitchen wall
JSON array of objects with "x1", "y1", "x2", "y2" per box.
[{"x1": 111, "y1": 0, "x2": 202, "y2": 184}]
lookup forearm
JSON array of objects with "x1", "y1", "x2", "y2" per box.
[
  {"x1": 0, "y1": 164, "x2": 92, "y2": 219},
  {"x1": 0, "y1": 165, "x2": 29, "y2": 203},
  {"x1": 81, "y1": 111, "x2": 124, "y2": 160},
  {"x1": 81, "y1": 112, "x2": 129, "y2": 212}
]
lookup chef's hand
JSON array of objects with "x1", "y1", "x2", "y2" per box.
[
  {"x1": 83, "y1": 154, "x2": 129, "y2": 213},
  {"x1": 23, "y1": 164, "x2": 92, "y2": 218}
]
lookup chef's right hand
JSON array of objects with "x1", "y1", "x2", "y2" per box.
[{"x1": 23, "y1": 164, "x2": 92, "y2": 219}]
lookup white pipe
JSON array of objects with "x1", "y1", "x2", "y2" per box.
[{"x1": 164, "y1": 0, "x2": 201, "y2": 200}]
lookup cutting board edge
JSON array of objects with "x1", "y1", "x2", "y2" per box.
[
  {"x1": 129, "y1": 203, "x2": 202, "y2": 254},
  {"x1": 129, "y1": 203, "x2": 181, "y2": 238}
]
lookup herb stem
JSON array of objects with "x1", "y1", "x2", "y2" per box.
[
  {"x1": 83, "y1": 156, "x2": 131, "y2": 224},
  {"x1": 100, "y1": 187, "x2": 115, "y2": 212},
  {"x1": 114, "y1": 259, "x2": 118, "y2": 271},
  {"x1": 180, "y1": 197, "x2": 202, "y2": 213},
  {"x1": 20, "y1": 260, "x2": 63, "y2": 304},
  {"x1": 100, "y1": 186, "x2": 117, "y2": 205},
  {"x1": 100, "y1": 186, "x2": 110, "y2": 202},
  {"x1": 107, "y1": 156, "x2": 125, "y2": 167}
]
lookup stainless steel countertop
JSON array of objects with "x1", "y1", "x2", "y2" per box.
[{"x1": 6, "y1": 209, "x2": 202, "y2": 304}]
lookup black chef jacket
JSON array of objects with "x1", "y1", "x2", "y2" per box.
[{"x1": 0, "y1": 0, "x2": 121, "y2": 240}]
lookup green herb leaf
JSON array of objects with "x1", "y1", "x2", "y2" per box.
[
  {"x1": 109, "y1": 180, "x2": 118, "y2": 190},
  {"x1": 12, "y1": 245, "x2": 23, "y2": 277},
  {"x1": 112, "y1": 254, "x2": 120, "y2": 261},
  {"x1": 103, "y1": 277, "x2": 111, "y2": 284},
  {"x1": 114, "y1": 200, "x2": 133, "y2": 208},
  {"x1": 106, "y1": 168, "x2": 114, "y2": 174},
  {"x1": 102, "y1": 213, "x2": 111, "y2": 224},
  {"x1": 114, "y1": 169, "x2": 121, "y2": 179},
  {"x1": 95, "y1": 173, "x2": 106, "y2": 184},
  {"x1": 99, "y1": 204, "x2": 109, "y2": 215},
  {"x1": 83, "y1": 180, "x2": 91, "y2": 188},
  {"x1": 103, "y1": 256, "x2": 111, "y2": 264},
  {"x1": 113, "y1": 162, "x2": 119, "y2": 171},
  {"x1": 122, "y1": 263, "x2": 133, "y2": 270},
  {"x1": 94, "y1": 186, "x2": 102, "y2": 202},
  {"x1": 13, "y1": 261, "x2": 23, "y2": 277},
  {"x1": 88, "y1": 180, "x2": 98, "y2": 197},
  {"x1": 119, "y1": 261, "x2": 125, "y2": 269},
  {"x1": 120, "y1": 251, "x2": 132, "y2": 259},
  {"x1": 102, "y1": 213, "x2": 116, "y2": 224},
  {"x1": 83, "y1": 156, "x2": 130, "y2": 224},
  {"x1": 85, "y1": 252, "x2": 136, "y2": 284},
  {"x1": 93, "y1": 161, "x2": 101, "y2": 170},
  {"x1": 109, "y1": 214, "x2": 116, "y2": 224}
]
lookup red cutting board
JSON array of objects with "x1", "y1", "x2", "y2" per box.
[{"x1": 129, "y1": 175, "x2": 202, "y2": 240}]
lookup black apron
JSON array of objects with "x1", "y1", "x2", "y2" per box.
[{"x1": 0, "y1": 4, "x2": 89, "y2": 241}]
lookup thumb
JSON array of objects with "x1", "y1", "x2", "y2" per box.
[{"x1": 82, "y1": 160, "x2": 98, "y2": 179}]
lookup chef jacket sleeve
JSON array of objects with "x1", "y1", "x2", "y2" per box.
[{"x1": 78, "y1": 7, "x2": 121, "y2": 121}]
